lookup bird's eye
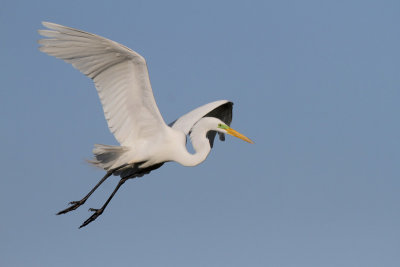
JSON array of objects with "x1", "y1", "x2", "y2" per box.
[{"x1": 218, "y1": 123, "x2": 222, "y2": 127}]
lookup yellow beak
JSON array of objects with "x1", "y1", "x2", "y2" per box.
[{"x1": 226, "y1": 128, "x2": 254, "y2": 144}]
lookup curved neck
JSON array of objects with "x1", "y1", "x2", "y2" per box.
[{"x1": 175, "y1": 126, "x2": 212, "y2": 167}]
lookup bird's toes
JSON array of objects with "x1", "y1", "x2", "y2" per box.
[
  {"x1": 69, "y1": 200, "x2": 83, "y2": 205},
  {"x1": 57, "y1": 200, "x2": 87, "y2": 215},
  {"x1": 57, "y1": 204, "x2": 77, "y2": 215},
  {"x1": 79, "y1": 208, "x2": 104, "y2": 228}
]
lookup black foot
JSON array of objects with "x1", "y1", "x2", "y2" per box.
[
  {"x1": 79, "y1": 208, "x2": 104, "y2": 228},
  {"x1": 57, "y1": 200, "x2": 86, "y2": 215}
]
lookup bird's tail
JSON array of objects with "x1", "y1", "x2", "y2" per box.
[{"x1": 87, "y1": 144, "x2": 129, "y2": 171}]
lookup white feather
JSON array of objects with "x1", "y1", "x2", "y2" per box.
[
  {"x1": 171, "y1": 100, "x2": 230, "y2": 134},
  {"x1": 38, "y1": 22, "x2": 167, "y2": 146},
  {"x1": 39, "y1": 22, "x2": 252, "y2": 228}
]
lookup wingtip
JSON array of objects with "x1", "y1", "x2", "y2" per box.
[
  {"x1": 37, "y1": 29, "x2": 47, "y2": 38},
  {"x1": 41, "y1": 21, "x2": 50, "y2": 27},
  {"x1": 41, "y1": 21, "x2": 62, "y2": 30}
]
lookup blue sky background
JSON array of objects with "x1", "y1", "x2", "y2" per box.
[{"x1": 1, "y1": 0, "x2": 399, "y2": 266}]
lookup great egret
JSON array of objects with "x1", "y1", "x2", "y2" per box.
[{"x1": 38, "y1": 22, "x2": 253, "y2": 228}]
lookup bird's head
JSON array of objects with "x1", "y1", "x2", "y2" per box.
[
  {"x1": 216, "y1": 120, "x2": 254, "y2": 144},
  {"x1": 191, "y1": 117, "x2": 254, "y2": 145}
]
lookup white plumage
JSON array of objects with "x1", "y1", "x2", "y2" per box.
[
  {"x1": 39, "y1": 22, "x2": 165, "y2": 147},
  {"x1": 38, "y1": 22, "x2": 253, "y2": 228}
]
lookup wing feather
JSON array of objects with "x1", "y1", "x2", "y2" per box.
[
  {"x1": 38, "y1": 22, "x2": 167, "y2": 146},
  {"x1": 171, "y1": 100, "x2": 233, "y2": 147}
]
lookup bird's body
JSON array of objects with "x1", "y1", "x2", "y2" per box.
[{"x1": 38, "y1": 22, "x2": 253, "y2": 228}]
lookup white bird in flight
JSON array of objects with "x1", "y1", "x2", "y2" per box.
[{"x1": 38, "y1": 22, "x2": 253, "y2": 228}]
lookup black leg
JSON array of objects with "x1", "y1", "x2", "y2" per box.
[
  {"x1": 57, "y1": 171, "x2": 113, "y2": 215},
  {"x1": 79, "y1": 177, "x2": 129, "y2": 228}
]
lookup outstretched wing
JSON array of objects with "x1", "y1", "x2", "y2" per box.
[
  {"x1": 171, "y1": 100, "x2": 233, "y2": 147},
  {"x1": 38, "y1": 22, "x2": 167, "y2": 146}
]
